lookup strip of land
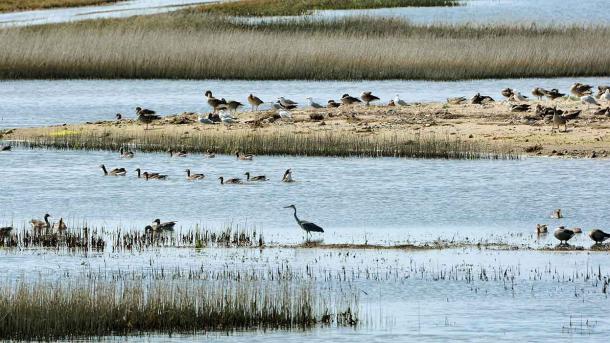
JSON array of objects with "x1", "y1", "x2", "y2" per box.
[
  {"x1": 4, "y1": 100, "x2": 610, "y2": 158},
  {"x1": 0, "y1": 0, "x2": 120, "y2": 13}
]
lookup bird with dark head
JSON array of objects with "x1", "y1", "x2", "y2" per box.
[
  {"x1": 554, "y1": 226, "x2": 575, "y2": 245},
  {"x1": 152, "y1": 219, "x2": 176, "y2": 232},
  {"x1": 284, "y1": 205, "x2": 324, "y2": 239},
  {"x1": 589, "y1": 229, "x2": 610, "y2": 244}
]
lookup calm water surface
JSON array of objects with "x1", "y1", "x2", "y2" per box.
[{"x1": 1, "y1": 77, "x2": 609, "y2": 129}]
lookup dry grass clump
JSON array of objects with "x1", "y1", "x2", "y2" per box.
[
  {"x1": 196, "y1": 0, "x2": 458, "y2": 17},
  {"x1": 0, "y1": 0, "x2": 119, "y2": 12}
]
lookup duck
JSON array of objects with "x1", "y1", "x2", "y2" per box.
[
  {"x1": 185, "y1": 169, "x2": 205, "y2": 180},
  {"x1": 235, "y1": 151, "x2": 253, "y2": 160},
  {"x1": 282, "y1": 169, "x2": 294, "y2": 183},
  {"x1": 532, "y1": 87, "x2": 548, "y2": 101},
  {"x1": 143, "y1": 172, "x2": 168, "y2": 180},
  {"x1": 536, "y1": 224, "x2": 548, "y2": 234},
  {"x1": 446, "y1": 96, "x2": 467, "y2": 105},
  {"x1": 589, "y1": 229, "x2": 610, "y2": 244},
  {"x1": 581, "y1": 95, "x2": 600, "y2": 109},
  {"x1": 360, "y1": 91, "x2": 380, "y2": 106},
  {"x1": 169, "y1": 149, "x2": 188, "y2": 158},
  {"x1": 218, "y1": 176, "x2": 242, "y2": 184},
  {"x1": 570, "y1": 83, "x2": 593, "y2": 97},
  {"x1": 394, "y1": 94, "x2": 408, "y2": 106},
  {"x1": 327, "y1": 100, "x2": 341, "y2": 108},
  {"x1": 545, "y1": 89, "x2": 565, "y2": 100},
  {"x1": 248, "y1": 94, "x2": 264, "y2": 111},
  {"x1": 501, "y1": 88, "x2": 514, "y2": 99},
  {"x1": 341, "y1": 94, "x2": 362, "y2": 105},
  {"x1": 244, "y1": 172, "x2": 268, "y2": 181},
  {"x1": 553, "y1": 209, "x2": 563, "y2": 219},
  {"x1": 100, "y1": 164, "x2": 126, "y2": 176},
  {"x1": 31, "y1": 214, "x2": 51, "y2": 232},
  {"x1": 554, "y1": 226, "x2": 575, "y2": 245},
  {"x1": 306, "y1": 97, "x2": 324, "y2": 109},
  {"x1": 119, "y1": 147, "x2": 134, "y2": 158},
  {"x1": 205, "y1": 149, "x2": 216, "y2": 158},
  {"x1": 54, "y1": 217, "x2": 68, "y2": 231},
  {"x1": 135, "y1": 107, "x2": 161, "y2": 130},
  {"x1": 152, "y1": 219, "x2": 176, "y2": 231}
]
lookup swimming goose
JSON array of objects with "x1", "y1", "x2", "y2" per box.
[
  {"x1": 143, "y1": 172, "x2": 168, "y2": 180},
  {"x1": 570, "y1": 83, "x2": 593, "y2": 97},
  {"x1": 218, "y1": 176, "x2": 242, "y2": 184},
  {"x1": 169, "y1": 150, "x2": 188, "y2": 158},
  {"x1": 282, "y1": 169, "x2": 294, "y2": 183},
  {"x1": 532, "y1": 87, "x2": 548, "y2": 101},
  {"x1": 119, "y1": 147, "x2": 134, "y2": 158},
  {"x1": 244, "y1": 172, "x2": 268, "y2": 181},
  {"x1": 581, "y1": 95, "x2": 600, "y2": 109},
  {"x1": 248, "y1": 94, "x2": 264, "y2": 111},
  {"x1": 185, "y1": 169, "x2": 205, "y2": 180},
  {"x1": 236, "y1": 151, "x2": 253, "y2": 160},
  {"x1": 600, "y1": 89, "x2": 610, "y2": 103},
  {"x1": 31, "y1": 214, "x2": 51, "y2": 232},
  {"x1": 394, "y1": 94, "x2": 408, "y2": 106},
  {"x1": 100, "y1": 164, "x2": 126, "y2": 176},
  {"x1": 341, "y1": 94, "x2": 362, "y2": 105},
  {"x1": 152, "y1": 219, "x2": 176, "y2": 231},
  {"x1": 135, "y1": 107, "x2": 161, "y2": 130},
  {"x1": 589, "y1": 229, "x2": 610, "y2": 244},
  {"x1": 327, "y1": 100, "x2": 341, "y2": 108},
  {"x1": 536, "y1": 224, "x2": 548, "y2": 234},
  {"x1": 501, "y1": 88, "x2": 514, "y2": 99},
  {"x1": 306, "y1": 97, "x2": 324, "y2": 109},
  {"x1": 545, "y1": 89, "x2": 565, "y2": 100},
  {"x1": 446, "y1": 97, "x2": 467, "y2": 105},
  {"x1": 554, "y1": 226, "x2": 575, "y2": 245},
  {"x1": 360, "y1": 91, "x2": 380, "y2": 106},
  {"x1": 135, "y1": 168, "x2": 160, "y2": 179},
  {"x1": 226, "y1": 100, "x2": 244, "y2": 113}
]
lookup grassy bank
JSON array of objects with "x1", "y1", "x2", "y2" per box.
[
  {"x1": 0, "y1": 0, "x2": 120, "y2": 12},
  {"x1": 197, "y1": 0, "x2": 458, "y2": 17},
  {"x1": 0, "y1": 12, "x2": 609, "y2": 80},
  {"x1": 0, "y1": 278, "x2": 357, "y2": 340}
]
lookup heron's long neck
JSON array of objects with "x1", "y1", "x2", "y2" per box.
[{"x1": 292, "y1": 208, "x2": 299, "y2": 222}]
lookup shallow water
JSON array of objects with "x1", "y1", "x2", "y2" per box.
[
  {"x1": 0, "y1": 0, "x2": 214, "y2": 27},
  {"x1": 1, "y1": 77, "x2": 609, "y2": 129},
  {"x1": 314, "y1": 0, "x2": 610, "y2": 26}
]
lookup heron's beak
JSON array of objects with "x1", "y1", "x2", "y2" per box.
[{"x1": 283, "y1": 206, "x2": 292, "y2": 209}]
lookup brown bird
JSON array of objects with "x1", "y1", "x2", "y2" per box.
[
  {"x1": 545, "y1": 89, "x2": 565, "y2": 100},
  {"x1": 226, "y1": 100, "x2": 244, "y2": 113},
  {"x1": 218, "y1": 176, "x2": 242, "y2": 185},
  {"x1": 31, "y1": 214, "x2": 51, "y2": 232},
  {"x1": 244, "y1": 172, "x2": 268, "y2": 181},
  {"x1": 341, "y1": 94, "x2": 362, "y2": 106},
  {"x1": 570, "y1": 83, "x2": 593, "y2": 97},
  {"x1": 327, "y1": 100, "x2": 341, "y2": 108},
  {"x1": 185, "y1": 169, "x2": 205, "y2": 180},
  {"x1": 205, "y1": 90, "x2": 226, "y2": 113},
  {"x1": 100, "y1": 164, "x2": 126, "y2": 176},
  {"x1": 501, "y1": 88, "x2": 514, "y2": 99},
  {"x1": 247, "y1": 94, "x2": 264, "y2": 111},
  {"x1": 531, "y1": 87, "x2": 548, "y2": 101},
  {"x1": 589, "y1": 229, "x2": 610, "y2": 244},
  {"x1": 135, "y1": 107, "x2": 160, "y2": 130},
  {"x1": 554, "y1": 226, "x2": 575, "y2": 245},
  {"x1": 510, "y1": 104, "x2": 531, "y2": 112},
  {"x1": 597, "y1": 85, "x2": 610, "y2": 98},
  {"x1": 447, "y1": 97, "x2": 467, "y2": 105},
  {"x1": 360, "y1": 91, "x2": 380, "y2": 106},
  {"x1": 593, "y1": 107, "x2": 610, "y2": 116}
]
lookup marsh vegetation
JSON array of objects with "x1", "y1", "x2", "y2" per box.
[{"x1": 0, "y1": 0, "x2": 120, "y2": 12}]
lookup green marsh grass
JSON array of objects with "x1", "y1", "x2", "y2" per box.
[
  {"x1": 0, "y1": 13, "x2": 609, "y2": 80},
  {"x1": 0, "y1": 0, "x2": 120, "y2": 12}
]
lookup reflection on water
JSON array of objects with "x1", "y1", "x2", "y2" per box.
[{"x1": 1, "y1": 77, "x2": 608, "y2": 128}]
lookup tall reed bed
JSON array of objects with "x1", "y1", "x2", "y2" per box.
[
  {"x1": 0, "y1": 13, "x2": 608, "y2": 80},
  {"x1": 0, "y1": 277, "x2": 357, "y2": 339},
  {"x1": 13, "y1": 127, "x2": 518, "y2": 159},
  {"x1": 0, "y1": 0, "x2": 120, "y2": 12}
]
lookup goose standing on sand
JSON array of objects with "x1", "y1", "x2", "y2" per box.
[
  {"x1": 589, "y1": 229, "x2": 610, "y2": 244},
  {"x1": 135, "y1": 107, "x2": 161, "y2": 130},
  {"x1": 236, "y1": 151, "x2": 253, "y2": 160},
  {"x1": 327, "y1": 100, "x2": 341, "y2": 108},
  {"x1": 185, "y1": 169, "x2": 205, "y2": 180},
  {"x1": 394, "y1": 94, "x2": 408, "y2": 106},
  {"x1": 570, "y1": 83, "x2": 593, "y2": 97},
  {"x1": 218, "y1": 176, "x2": 242, "y2": 184},
  {"x1": 119, "y1": 147, "x2": 134, "y2": 158},
  {"x1": 501, "y1": 88, "x2": 514, "y2": 99},
  {"x1": 554, "y1": 226, "x2": 575, "y2": 245},
  {"x1": 545, "y1": 89, "x2": 565, "y2": 101},
  {"x1": 31, "y1": 214, "x2": 51, "y2": 232},
  {"x1": 284, "y1": 205, "x2": 324, "y2": 238},
  {"x1": 361, "y1": 91, "x2": 380, "y2": 106},
  {"x1": 244, "y1": 172, "x2": 268, "y2": 181},
  {"x1": 552, "y1": 110, "x2": 580, "y2": 132},
  {"x1": 581, "y1": 95, "x2": 600, "y2": 109},
  {"x1": 248, "y1": 94, "x2": 264, "y2": 111},
  {"x1": 532, "y1": 87, "x2": 548, "y2": 101},
  {"x1": 282, "y1": 169, "x2": 294, "y2": 182},
  {"x1": 205, "y1": 90, "x2": 226, "y2": 113},
  {"x1": 306, "y1": 97, "x2": 324, "y2": 109},
  {"x1": 341, "y1": 94, "x2": 362, "y2": 106},
  {"x1": 100, "y1": 164, "x2": 126, "y2": 176},
  {"x1": 152, "y1": 219, "x2": 176, "y2": 231}
]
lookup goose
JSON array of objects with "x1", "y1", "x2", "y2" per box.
[
  {"x1": 143, "y1": 172, "x2": 167, "y2": 180},
  {"x1": 185, "y1": 169, "x2": 205, "y2": 180},
  {"x1": 226, "y1": 100, "x2": 244, "y2": 113},
  {"x1": 341, "y1": 94, "x2": 362, "y2": 105},
  {"x1": 589, "y1": 229, "x2": 610, "y2": 244},
  {"x1": 279, "y1": 97, "x2": 298, "y2": 108},
  {"x1": 135, "y1": 107, "x2": 161, "y2": 130},
  {"x1": 284, "y1": 204, "x2": 324, "y2": 238},
  {"x1": 446, "y1": 96, "x2": 467, "y2": 105},
  {"x1": 248, "y1": 94, "x2": 264, "y2": 111},
  {"x1": 198, "y1": 114, "x2": 215, "y2": 124},
  {"x1": 327, "y1": 100, "x2": 341, "y2": 108},
  {"x1": 552, "y1": 110, "x2": 580, "y2": 132},
  {"x1": 205, "y1": 91, "x2": 226, "y2": 113},
  {"x1": 244, "y1": 172, "x2": 268, "y2": 181},
  {"x1": 119, "y1": 147, "x2": 134, "y2": 158},
  {"x1": 135, "y1": 168, "x2": 160, "y2": 179},
  {"x1": 593, "y1": 107, "x2": 610, "y2": 116},
  {"x1": 205, "y1": 149, "x2": 216, "y2": 158},
  {"x1": 152, "y1": 219, "x2": 176, "y2": 231},
  {"x1": 570, "y1": 83, "x2": 593, "y2": 97},
  {"x1": 282, "y1": 169, "x2": 294, "y2": 183},
  {"x1": 470, "y1": 93, "x2": 494, "y2": 105},
  {"x1": 306, "y1": 97, "x2": 324, "y2": 109},
  {"x1": 536, "y1": 224, "x2": 548, "y2": 234},
  {"x1": 501, "y1": 88, "x2": 514, "y2": 99},
  {"x1": 581, "y1": 95, "x2": 600, "y2": 109},
  {"x1": 0, "y1": 226, "x2": 12, "y2": 237},
  {"x1": 597, "y1": 86, "x2": 610, "y2": 99},
  {"x1": 544, "y1": 89, "x2": 565, "y2": 100},
  {"x1": 169, "y1": 150, "x2": 188, "y2": 158},
  {"x1": 235, "y1": 151, "x2": 253, "y2": 160},
  {"x1": 394, "y1": 94, "x2": 408, "y2": 106},
  {"x1": 218, "y1": 176, "x2": 242, "y2": 184},
  {"x1": 100, "y1": 164, "x2": 126, "y2": 176},
  {"x1": 600, "y1": 89, "x2": 610, "y2": 103},
  {"x1": 0, "y1": 145, "x2": 11, "y2": 151},
  {"x1": 360, "y1": 91, "x2": 380, "y2": 106},
  {"x1": 553, "y1": 209, "x2": 563, "y2": 219},
  {"x1": 54, "y1": 218, "x2": 67, "y2": 231},
  {"x1": 554, "y1": 226, "x2": 575, "y2": 245},
  {"x1": 532, "y1": 87, "x2": 548, "y2": 101},
  {"x1": 31, "y1": 214, "x2": 51, "y2": 232}
]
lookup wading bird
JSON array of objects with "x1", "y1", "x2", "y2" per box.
[
  {"x1": 284, "y1": 205, "x2": 324, "y2": 238},
  {"x1": 589, "y1": 229, "x2": 610, "y2": 244},
  {"x1": 552, "y1": 110, "x2": 580, "y2": 132},
  {"x1": 248, "y1": 94, "x2": 264, "y2": 111},
  {"x1": 100, "y1": 164, "x2": 126, "y2": 176},
  {"x1": 554, "y1": 226, "x2": 575, "y2": 245}
]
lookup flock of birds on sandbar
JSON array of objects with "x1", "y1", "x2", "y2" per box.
[{"x1": 535, "y1": 209, "x2": 610, "y2": 246}]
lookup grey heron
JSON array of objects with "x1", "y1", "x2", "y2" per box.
[
  {"x1": 589, "y1": 229, "x2": 610, "y2": 244},
  {"x1": 284, "y1": 205, "x2": 324, "y2": 238}
]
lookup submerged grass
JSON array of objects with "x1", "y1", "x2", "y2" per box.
[
  {"x1": 0, "y1": 278, "x2": 357, "y2": 340},
  {"x1": 0, "y1": 12, "x2": 609, "y2": 80},
  {"x1": 0, "y1": 0, "x2": 120, "y2": 12},
  {"x1": 11, "y1": 126, "x2": 518, "y2": 159},
  {"x1": 197, "y1": 0, "x2": 458, "y2": 17}
]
